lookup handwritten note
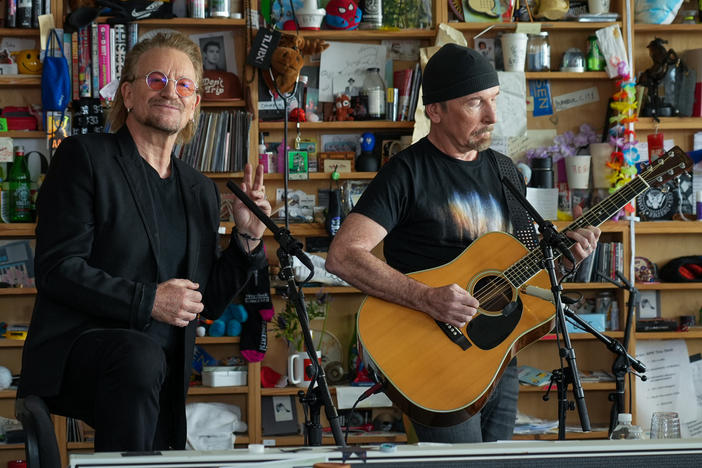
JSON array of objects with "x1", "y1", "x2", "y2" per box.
[{"x1": 553, "y1": 87, "x2": 600, "y2": 112}]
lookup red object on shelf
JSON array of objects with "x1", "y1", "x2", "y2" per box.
[{"x1": 647, "y1": 132, "x2": 665, "y2": 163}]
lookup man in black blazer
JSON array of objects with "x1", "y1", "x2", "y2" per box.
[{"x1": 18, "y1": 32, "x2": 270, "y2": 452}]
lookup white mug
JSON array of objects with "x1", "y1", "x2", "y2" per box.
[{"x1": 288, "y1": 350, "x2": 322, "y2": 388}]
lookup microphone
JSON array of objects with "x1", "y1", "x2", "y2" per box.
[
  {"x1": 521, "y1": 285, "x2": 579, "y2": 305},
  {"x1": 226, "y1": 180, "x2": 315, "y2": 275},
  {"x1": 553, "y1": 235, "x2": 576, "y2": 266}
]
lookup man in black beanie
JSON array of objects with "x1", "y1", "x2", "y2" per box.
[{"x1": 327, "y1": 43, "x2": 600, "y2": 442}]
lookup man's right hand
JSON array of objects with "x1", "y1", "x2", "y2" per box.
[
  {"x1": 420, "y1": 284, "x2": 479, "y2": 329},
  {"x1": 152, "y1": 279, "x2": 204, "y2": 327}
]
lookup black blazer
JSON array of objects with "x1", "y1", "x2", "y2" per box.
[{"x1": 19, "y1": 127, "x2": 263, "y2": 443}]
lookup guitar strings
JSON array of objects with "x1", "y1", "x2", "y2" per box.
[{"x1": 467, "y1": 177, "x2": 649, "y2": 311}]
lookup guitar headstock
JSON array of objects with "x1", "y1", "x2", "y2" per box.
[{"x1": 640, "y1": 146, "x2": 693, "y2": 187}]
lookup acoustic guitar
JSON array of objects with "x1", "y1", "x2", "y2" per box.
[{"x1": 357, "y1": 146, "x2": 692, "y2": 427}]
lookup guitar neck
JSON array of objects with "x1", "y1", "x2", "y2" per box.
[{"x1": 504, "y1": 176, "x2": 650, "y2": 288}]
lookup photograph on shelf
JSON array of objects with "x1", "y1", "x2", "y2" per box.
[
  {"x1": 319, "y1": 151, "x2": 355, "y2": 173},
  {"x1": 0, "y1": 239, "x2": 35, "y2": 288},
  {"x1": 189, "y1": 31, "x2": 238, "y2": 74},
  {"x1": 319, "y1": 42, "x2": 387, "y2": 102},
  {"x1": 261, "y1": 395, "x2": 299, "y2": 436},
  {"x1": 637, "y1": 290, "x2": 661, "y2": 320}
]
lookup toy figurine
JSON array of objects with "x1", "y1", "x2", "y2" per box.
[
  {"x1": 325, "y1": 0, "x2": 362, "y2": 30},
  {"x1": 332, "y1": 93, "x2": 354, "y2": 121},
  {"x1": 356, "y1": 132, "x2": 378, "y2": 172}
]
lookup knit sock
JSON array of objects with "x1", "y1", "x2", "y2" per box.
[{"x1": 240, "y1": 265, "x2": 274, "y2": 362}]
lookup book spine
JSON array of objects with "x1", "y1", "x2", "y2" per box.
[
  {"x1": 127, "y1": 23, "x2": 139, "y2": 51},
  {"x1": 109, "y1": 26, "x2": 116, "y2": 84},
  {"x1": 30, "y1": 0, "x2": 39, "y2": 27},
  {"x1": 6, "y1": 0, "x2": 17, "y2": 28},
  {"x1": 113, "y1": 24, "x2": 126, "y2": 81},
  {"x1": 97, "y1": 23, "x2": 111, "y2": 93},
  {"x1": 90, "y1": 22, "x2": 99, "y2": 98},
  {"x1": 78, "y1": 27, "x2": 92, "y2": 98},
  {"x1": 71, "y1": 32, "x2": 79, "y2": 100},
  {"x1": 16, "y1": 0, "x2": 31, "y2": 28}
]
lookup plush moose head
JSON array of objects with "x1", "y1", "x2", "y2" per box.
[{"x1": 262, "y1": 33, "x2": 329, "y2": 95}]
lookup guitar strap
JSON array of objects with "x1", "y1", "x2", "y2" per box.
[{"x1": 489, "y1": 152, "x2": 539, "y2": 251}]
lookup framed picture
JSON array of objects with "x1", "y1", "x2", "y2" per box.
[
  {"x1": 189, "y1": 31, "x2": 238, "y2": 74},
  {"x1": 288, "y1": 150, "x2": 308, "y2": 180},
  {"x1": 261, "y1": 396, "x2": 299, "y2": 436},
  {"x1": 319, "y1": 151, "x2": 355, "y2": 172},
  {"x1": 637, "y1": 290, "x2": 660, "y2": 319}
]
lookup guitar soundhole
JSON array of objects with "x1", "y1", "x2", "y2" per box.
[{"x1": 472, "y1": 275, "x2": 513, "y2": 313}]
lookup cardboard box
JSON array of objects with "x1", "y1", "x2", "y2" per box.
[{"x1": 202, "y1": 366, "x2": 248, "y2": 387}]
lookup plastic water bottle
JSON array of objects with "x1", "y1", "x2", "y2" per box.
[{"x1": 610, "y1": 413, "x2": 643, "y2": 439}]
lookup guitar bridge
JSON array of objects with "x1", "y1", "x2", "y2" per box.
[{"x1": 435, "y1": 320, "x2": 472, "y2": 350}]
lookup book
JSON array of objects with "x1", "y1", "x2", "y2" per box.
[
  {"x1": 90, "y1": 22, "x2": 99, "y2": 99},
  {"x1": 113, "y1": 24, "x2": 126, "y2": 81},
  {"x1": 77, "y1": 26, "x2": 92, "y2": 98},
  {"x1": 518, "y1": 365, "x2": 552, "y2": 387},
  {"x1": 97, "y1": 23, "x2": 111, "y2": 95},
  {"x1": 393, "y1": 68, "x2": 413, "y2": 121},
  {"x1": 71, "y1": 32, "x2": 79, "y2": 100},
  {"x1": 127, "y1": 23, "x2": 139, "y2": 51}
]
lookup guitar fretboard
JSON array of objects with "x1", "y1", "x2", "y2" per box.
[{"x1": 503, "y1": 177, "x2": 650, "y2": 288}]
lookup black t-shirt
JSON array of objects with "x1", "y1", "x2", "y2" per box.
[
  {"x1": 141, "y1": 157, "x2": 188, "y2": 355},
  {"x1": 352, "y1": 137, "x2": 512, "y2": 274}
]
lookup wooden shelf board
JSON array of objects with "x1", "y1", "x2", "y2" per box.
[
  {"x1": 525, "y1": 72, "x2": 611, "y2": 80},
  {"x1": 563, "y1": 282, "x2": 617, "y2": 290},
  {"x1": 96, "y1": 17, "x2": 246, "y2": 27},
  {"x1": 207, "y1": 171, "x2": 378, "y2": 180},
  {"x1": 541, "y1": 331, "x2": 624, "y2": 341},
  {"x1": 293, "y1": 29, "x2": 435, "y2": 40},
  {"x1": 0, "y1": 339, "x2": 24, "y2": 347},
  {"x1": 635, "y1": 117, "x2": 701, "y2": 131},
  {"x1": 636, "y1": 330, "x2": 702, "y2": 340},
  {"x1": 450, "y1": 21, "x2": 620, "y2": 32},
  {"x1": 636, "y1": 282, "x2": 702, "y2": 290},
  {"x1": 634, "y1": 221, "x2": 702, "y2": 234},
  {"x1": 0, "y1": 389, "x2": 16, "y2": 399},
  {"x1": 634, "y1": 24, "x2": 702, "y2": 33},
  {"x1": 0, "y1": 28, "x2": 39, "y2": 36},
  {"x1": 0, "y1": 443, "x2": 24, "y2": 450},
  {"x1": 258, "y1": 121, "x2": 415, "y2": 131},
  {"x1": 0, "y1": 223, "x2": 36, "y2": 237},
  {"x1": 0, "y1": 76, "x2": 41, "y2": 86},
  {"x1": 67, "y1": 442, "x2": 94, "y2": 450},
  {"x1": 201, "y1": 99, "x2": 246, "y2": 108},
  {"x1": 520, "y1": 382, "x2": 615, "y2": 392},
  {"x1": 1, "y1": 131, "x2": 45, "y2": 139},
  {"x1": 220, "y1": 222, "x2": 327, "y2": 237},
  {"x1": 188, "y1": 385, "x2": 249, "y2": 395},
  {"x1": 0, "y1": 287, "x2": 36, "y2": 295},
  {"x1": 195, "y1": 336, "x2": 240, "y2": 345}
]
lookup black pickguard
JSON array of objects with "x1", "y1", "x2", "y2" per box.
[{"x1": 466, "y1": 297, "x2": 523, "y2": 350}]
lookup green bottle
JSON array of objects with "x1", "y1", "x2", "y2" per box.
[{"x1": 9, "y1": 146, "x2": 32, "y2": 223}]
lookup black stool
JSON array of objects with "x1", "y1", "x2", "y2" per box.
[{"x1": 15, "y1": 396, "x2": 61, "y2": 468}]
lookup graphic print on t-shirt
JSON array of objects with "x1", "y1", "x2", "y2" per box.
[{"x1": 448, "y1": 190, "x2": 510, "y2": 242}]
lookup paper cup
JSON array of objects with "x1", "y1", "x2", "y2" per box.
[
  {"x1": 589, "y1": 143, "x2": 613, "y2": 188},
  {"x1": 501, "y1": 33, "x2": 528, "y2": 72},
  {"x1": 565, "y1": 155, "x2": 591, "y2": 189},
  {"x1": 588, "y1": 0, "x2": 610, "y2": 14}
]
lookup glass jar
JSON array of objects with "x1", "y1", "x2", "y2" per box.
[
  {"x1": 526, "y1": 32, "x2": 550, "y2": 72},
  {"x1": 363, "y1": 67, "x2": 386, "y2": 120}
]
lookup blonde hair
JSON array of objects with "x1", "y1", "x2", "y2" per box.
[{"x1": 108, "y1": 32, "x2": 203, "y2": 144}]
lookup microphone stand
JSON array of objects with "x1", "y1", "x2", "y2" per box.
[
  {"x1": 595, "y1": 271, "x2": 647, "y2": 435},
  {"x1": 501, "y1": 177, "x2": 591, "y2": 439},
  {"x1": 226, "y1": 181, "x2": 346, "y2": 447}
]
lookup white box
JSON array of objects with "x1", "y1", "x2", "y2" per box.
[{"x1": 202, "y1": 366, "x2": 248, "y2": 387}]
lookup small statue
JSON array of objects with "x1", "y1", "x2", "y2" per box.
[{"x1": 637, "y1": 37, "x2": 680, "y2": 119}]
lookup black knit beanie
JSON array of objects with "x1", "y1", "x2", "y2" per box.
[{"x1": 422, "y1": 44, "x2": 499, "y2": 105}]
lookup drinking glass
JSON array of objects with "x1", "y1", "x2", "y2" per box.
[{"x1": 650, "y1": 411, "x2": 681, "y2": 439}]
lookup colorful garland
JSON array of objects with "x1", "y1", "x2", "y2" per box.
[{"x1": 606, "y1": 60, "x2": 639, "y2": 214}]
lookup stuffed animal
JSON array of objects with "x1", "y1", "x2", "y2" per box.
[
  {"x1": 262, "y1": 33, "x2": 329, "y2": 95},
  {"x1": 325, "y1": 0, "x2": 362, "y2": 30},
  {"x1": 209, "y1": 304, "x2": 248, "y2": 337},
  {"x1": 332, "y1": 93, "x2": 354, "y2": 121}
]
